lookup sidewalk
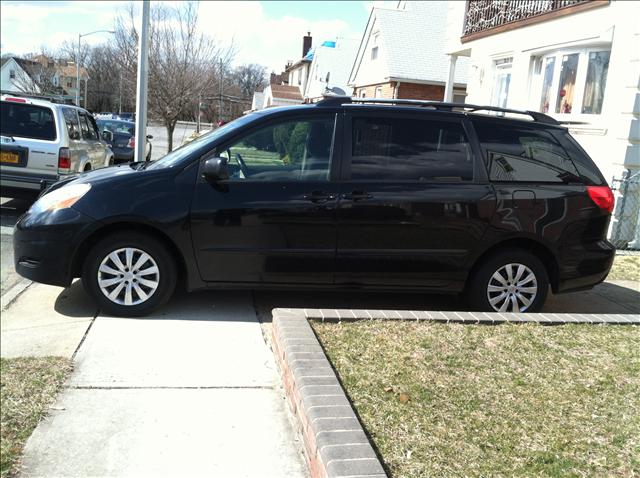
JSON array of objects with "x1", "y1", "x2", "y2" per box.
[{"x1": 15, "y1": 285, "x2": 307, "y2": 477}]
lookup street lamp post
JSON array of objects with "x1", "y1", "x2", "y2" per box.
[{"x1": 76, "y1": 30, "x2": 115, "y2": 106}]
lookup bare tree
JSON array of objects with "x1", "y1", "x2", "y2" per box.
[
  {"x1": 112, "y1": 2, "x2": 235, "y2": 152},
  {"x1": 232, "y1": 64, "x2": 267, "y2": 98}
]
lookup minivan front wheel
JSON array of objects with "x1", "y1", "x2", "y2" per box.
[
  {"x1": 467, "y1": 249, "x2": 549, "y2": 313},
  {"x1": 82, "y1": 232, "x2": 177, "y2": 316}
]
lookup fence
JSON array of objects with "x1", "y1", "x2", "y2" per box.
[{"x1": 610, "y1": 170, "x2": 640, "y2": 250}]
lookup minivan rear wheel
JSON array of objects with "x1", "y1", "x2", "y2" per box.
[
  {"x1": 82, "y1": 232, "x2": 177, "y2": 317},
  {"x1": 467, "y1": 249, "x2": 549, "y2": 313}
]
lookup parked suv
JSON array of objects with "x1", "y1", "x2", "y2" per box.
[
  {"x1": 13, "y1": 97, "x2": 615, "y2": 316},
  {"x1": 1, "y1": 94, "x2": 113, "y2": 196}
]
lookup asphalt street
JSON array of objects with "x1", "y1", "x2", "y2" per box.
[{"x1": 1, "y1": 196, "x2": 32, "y2": 296}]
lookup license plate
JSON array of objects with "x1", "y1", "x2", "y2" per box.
[{"x1": 0, "y1": 151, "x2": 19, "y2": 164}]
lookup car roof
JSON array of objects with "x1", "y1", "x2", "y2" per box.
[{"x1": 1, "y1": 94, "x2": 86, "y2": 112}]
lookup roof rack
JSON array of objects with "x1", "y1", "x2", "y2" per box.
[
  {"x1": 1, "y1": 90, "x2": 71, "y2": 105},
  {"x1": 316, "y1": 96, "x2": 559, "y2": 125}
]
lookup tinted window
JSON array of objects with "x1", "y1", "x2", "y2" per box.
[
  {"x1": 97, "y1": 120, "x2": 134, "y2": 135},
  {"x1": 350, "y1": 117, "x2": 473, "y2": 181},
  {"x1": 475, "y1": 122, "x2": 580, "y2": 183},
  {"x1": 79, "y1": 113, "x2": 97, "y2": 140},
  {"x1": 221, "y1": 116, "x2": 335, "y2": 181},
  {"x1": 0, "y1": 102, "x2": 56, "y2": 141},
  {"x1": 62, "y1": 108, "x2": 80, "y2": 140}
]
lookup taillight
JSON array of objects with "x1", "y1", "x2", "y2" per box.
[
  {"x1": 127, "y1": 136, "x2": 135, "y2": 149},
  {"x1": 587, "y1": 186, "x2": 614, "y2": 213},
  {"x1": 58, "y1": 147, "x2": 71, "y2": 173}
]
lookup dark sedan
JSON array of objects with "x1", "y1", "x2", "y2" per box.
[{"x1": 96, "y1": 119, "x2": 152, "y2": 163}]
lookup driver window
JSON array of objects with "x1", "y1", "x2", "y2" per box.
[{"x1": 222, "y1": 116, "x2": 335, "y2": 181}]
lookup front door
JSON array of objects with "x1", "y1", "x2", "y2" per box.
[
  {"x1": 190, "y1": 113, "x2": 341, "y2": 284},
  {"x1": 335, "y1": 111, "x2": 496, "y2": 290}
]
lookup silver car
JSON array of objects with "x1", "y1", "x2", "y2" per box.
[{"x1": 1, "y1": 94, "x2": 114, "y2": 196}]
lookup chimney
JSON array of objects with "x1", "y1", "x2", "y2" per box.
[{"x1": 302, "y1": 32, "x2": 312, "y2": 58}]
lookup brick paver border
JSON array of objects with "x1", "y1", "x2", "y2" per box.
[{"x1": 271, "y1": 308, "x2": 638, "y2": 478}]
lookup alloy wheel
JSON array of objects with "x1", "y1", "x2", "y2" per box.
[
  {"x1": 486, "y1": 263, "x2": 538, "y2": 312},
  {"x1": 97, "y1": 247, "x2": 160, "y2": 306}
]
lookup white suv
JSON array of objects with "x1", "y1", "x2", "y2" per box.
[{"x1": 0, "y1": 94, "x2": 114, "y2": 196}]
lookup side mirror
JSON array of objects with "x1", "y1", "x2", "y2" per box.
[
  {"x1": 146, "y1": 134, "x2": 154, "y2": 140},
  {"x1": 101, "y1": 130, "x2": 113, "y2": 142},
  {"x1": 202, "y1": 157, "x2": 229, "y2": 182}
]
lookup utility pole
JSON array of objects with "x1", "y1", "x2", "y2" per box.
[
  {"x1": 196, "y1": 93, "x2": 201, "y2": 133},
  {"x1": 118, "y1": 71, "x2": 123, "y2": 115},
  {"x1": 134, "y1": 0, "x2": 150, "y2": 162},
  {"x1": 219, "y1": 58, "x2": 223, "y2": 123},
  {"x1": 76, "y1": 30, "x2": 114, "y2": 106}
]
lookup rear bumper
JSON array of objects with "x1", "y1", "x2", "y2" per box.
[
  {"x1": 13, "y1": 207, "x2": 96, "y2": 287},
  {"x1": 555, "y1": 240, "x2": 615, "y2": 293},
  {"x1": 1, "y1": 171, "x2": 59, "y2": 191}
]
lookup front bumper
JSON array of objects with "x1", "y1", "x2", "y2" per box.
[{"x1": 14, "y1": 207, "x2": 97, "y2": 287}]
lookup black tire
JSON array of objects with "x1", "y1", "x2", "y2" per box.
[
  {"x1": 466, "y1": 248, "x2": 549, "y2": 313},
  {"x1": 82, "y1": 232, "x2": 177, "y2": 317}
]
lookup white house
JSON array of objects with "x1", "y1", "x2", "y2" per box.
[
  {"x1": 304, "y1": 38, "x2": 359, "y2": 101},
  {"x1": 261, "y1": 84, "x2": 303, "y2": 108},
  {"x1": 0, "y1": 57, "x2": 41, "y2": 93},
  {"x1": 443, "y1": 0, "x2": 640, "y2": 247},
  {"x1": 348, "y1": 1, "x2": 469, "y2": 101}
]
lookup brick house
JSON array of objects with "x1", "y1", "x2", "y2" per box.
[{"x1": 348, "y1": 1, "x2": 468, "y2": 101}]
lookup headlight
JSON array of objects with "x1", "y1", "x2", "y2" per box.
[{"x1": 30, "y1": 183, "x2": 91, "y2": 214}]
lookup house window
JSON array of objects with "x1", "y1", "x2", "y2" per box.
[
  {"x1": 533, "y1": 48, "x2": 610, "y2": 115},
  {"x1": 582, "y1": 51, "x2": 610, "y2": 114},
  {"x1": 67, "y1": 79, "x2": 73, "y2": 88},
  {"x1": 375, "y1": 87, "x2": 382, "y2": 98},
  {"x1": 491, "y1": 57, "x2": 512, "y2": 108},
  {"x1": 9, "y1": 69, "x2": 15, "y2": 79},
  {"x1": 371, "y1": 47, "x2": 378, "y2": 60}
]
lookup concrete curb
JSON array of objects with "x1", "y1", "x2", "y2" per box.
[
  {"x1": 298, "y1": 308, "x2": 640, "y2": 325},
  {"x1": 271, "y1": 307, "x2": 638, "y2": 477},
  {"x1": 272, "y1": 309, "x2": 387, "y2": 478},
  {"x1": 0, "y1": 278, "x2": 32, "y2": 311}
]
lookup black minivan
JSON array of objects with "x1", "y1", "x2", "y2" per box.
[{"x1": 13, "y1": 97, "x2": 615, "y2": 316}]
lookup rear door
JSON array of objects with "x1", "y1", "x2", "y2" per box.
[
  {"x1": 335, "y1": 110, "x2": 496, "y2": 290},
  {"x1": 190, "y1": 111, "x2": 341, "y2": 284},
  {"x1": 78, "y1": 111, "x2": 102, "y2": 169},
  {"x1": 0, "y1": 100, "x2": 59, "y2": 185}
]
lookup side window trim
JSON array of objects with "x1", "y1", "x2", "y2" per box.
[{"x1": 343, "y1": 111, "x2": 478, "y2": 183}]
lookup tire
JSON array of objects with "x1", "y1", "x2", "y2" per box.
[
  {"x1": 82, "y1": 232, "x2": 177, "y2": 317},
  {"x1": 466, "y1": 248, "x2": 549, "y2": 313}
]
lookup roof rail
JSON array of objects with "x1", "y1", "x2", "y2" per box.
[
  {"x1": 1, "y1": 90, "x2": 70, "y2": 104},
  {"x1": 315, "y1": 96, "x2": 559, "y2": 125}
]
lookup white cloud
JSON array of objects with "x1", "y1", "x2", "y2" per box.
[{"x1": 1, "y1": 1, "x2": 361, "y2": 73}]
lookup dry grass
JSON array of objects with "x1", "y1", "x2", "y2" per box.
[
  {"x1": 312, "y1": 321, "x2": 640, "y2": 478},
  {"x1": 0, "y1": 357, "x2": 71, "y2": 478},
  {"x1": 609, "y1": 255, "x2": 640, "y2": 282}
]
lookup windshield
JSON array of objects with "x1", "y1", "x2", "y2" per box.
[{"x1": 146, "y1": 113, "x2": 258, "y2": 170}]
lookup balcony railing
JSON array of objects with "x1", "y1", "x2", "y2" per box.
[{"x1": 462, "y1": 0, "x2": 609, "y2": 41}]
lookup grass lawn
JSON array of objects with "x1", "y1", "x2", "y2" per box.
[
  {"x1": 312, "y1": 321, "x2": 640, "y2": 478},
  {"x1": 609, "y1": 255, "x2": 640, "y2": 282},
  {"x1": 0, "y1": 357, "x2": 71, "y2": 478}
]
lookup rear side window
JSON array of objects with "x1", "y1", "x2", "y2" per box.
[
  {"x1": 78, "y1": 113, "x2": 98, "y2": 140},
  {"x1": 0, "y1": 102, "x2": 57, "y2": 141},
  {"x1": 475, "y1": 122, "x2": 580, "y2": 183},
  {"x1": 63, "y1": 108, "x2": 80, "y2": 140},
  {"x1": 350, "y1": 117, "x2": 473, "y2": 181}
]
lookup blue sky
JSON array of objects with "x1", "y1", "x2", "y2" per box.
[{"x1": 0, "y1": 1, "x2": 375, "y2": 71}]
